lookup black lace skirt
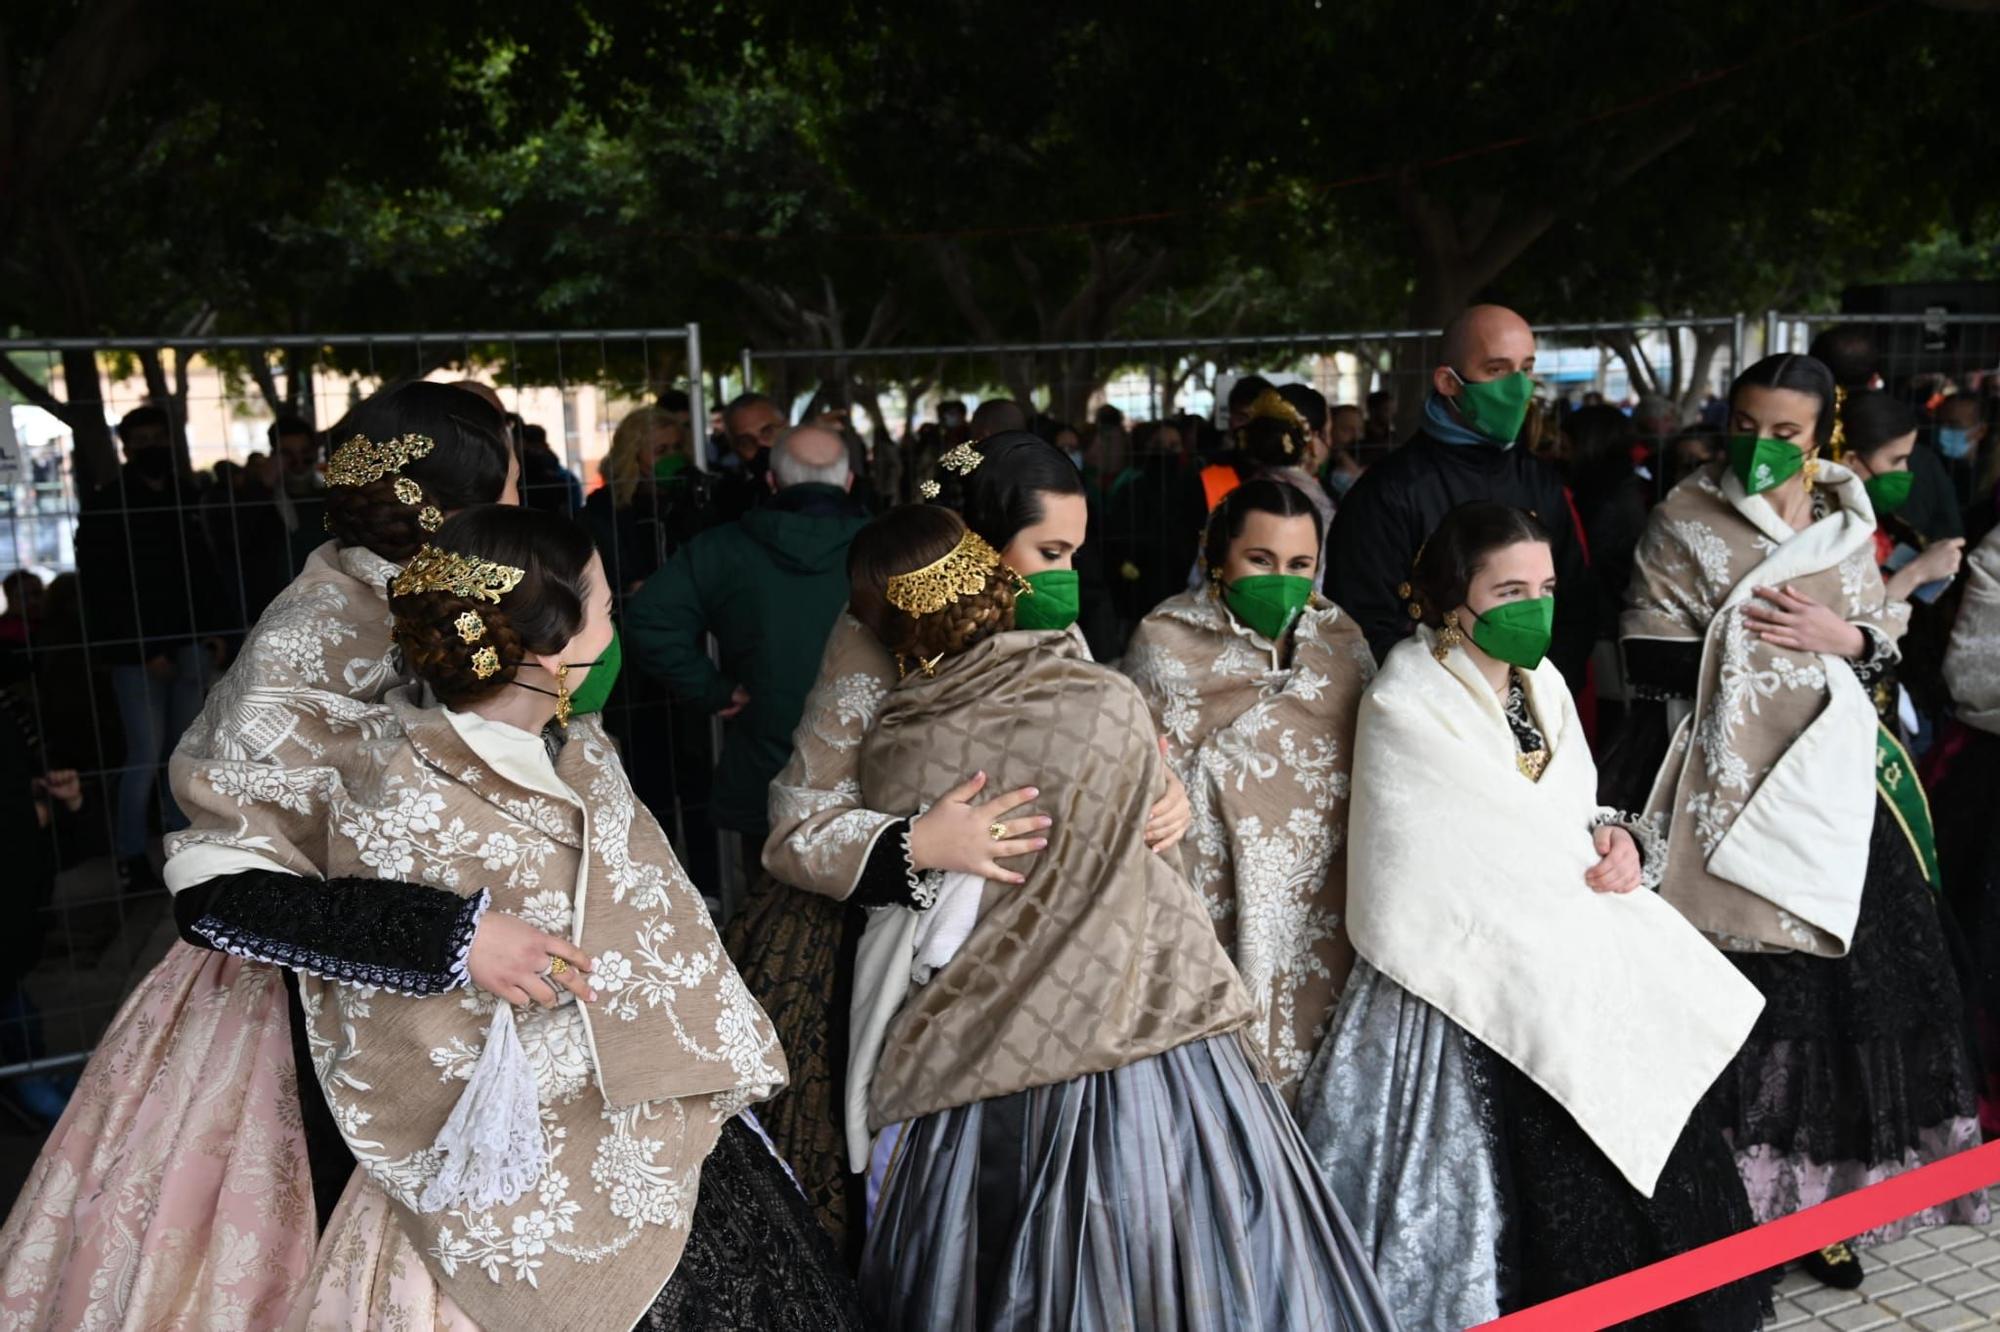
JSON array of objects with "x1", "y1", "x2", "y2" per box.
[
  {"x1": 1709, "y1": 798, "x2": 1980, "y2": 1165},
  {"x1": 639, "y1": 1116, "x2": 864, "y2": 1330},
  {"x1": 1478, "y1": 1050, "x2": 1771, "y2": 1331}
]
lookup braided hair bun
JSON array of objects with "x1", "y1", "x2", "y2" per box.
[
  {"x1": 848, "y1": 504, "x2": 1018, "y2": 665},
  {"x1": 327, "y1": 382, "x2": 514, "y2": 563},
  {"x1": 388, "y1": 506, "x2": 595, "y2": 709}
]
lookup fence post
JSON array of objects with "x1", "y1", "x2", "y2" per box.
[
  {"x1": 1731, "y1": 312, "x2": 1747, "y2": 379},
  {"x1": 740, "y1": 347, "x2": 754, "y2": 395},
  {"x1": 1762, "y1": 309, "x2": 1780, "y2": 360},
  {"x1": 686, "y1": 322, "x2": 708, "y2": 475}
]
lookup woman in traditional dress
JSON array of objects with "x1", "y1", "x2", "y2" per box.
[
  {"x1": 844, "y1": 504, "x2": 1393, "y2": 1331},
  {"x1": 1294, "y1": 500, "x2": 1767, "y2": 1331},
  {"x1": 739, "y1": 430, "x2": 1190, "y2": 1256},
  {"x1": 1621, "y1": 353, "x2": 1985, "y2": 1288},
  {"x1": 173, "y1": 505, "x2": 858, "y2": 1330},
  {"x1": 1124, "y1": 478, "x2": 1374, "y2": 1099},
  {"x1": 0, "y1": 382, "x2": 585, "y2": 1329}
]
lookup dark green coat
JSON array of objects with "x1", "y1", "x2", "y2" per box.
[{"x1": 624, "y1": 483, "x2": 867, "y2": 834}]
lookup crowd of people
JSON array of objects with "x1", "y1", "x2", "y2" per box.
[{"x1": 0, "y1": 304, "x2": 1996, "y2": 1329}]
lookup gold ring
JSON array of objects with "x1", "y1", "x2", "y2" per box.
[
  {"x1": 548, "y1": 956, "x2": 570, "y2": 978},
  {"x1": 988, "y1": 822, "x2": 1007, "y2": 842}
]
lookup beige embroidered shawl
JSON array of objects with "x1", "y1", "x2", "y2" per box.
[
  {"x1": 1945, "y1": 527, "x2": 2000, "y2": 736},
  {"x1": 861, "y1": 630, "x2": 1255, "y2": 1130},
  {"x1": 1125, "y1": 589, "x2": 1374, "y2": 1099},
  {"x1": 761, "y1": 614, "x2": 905, "y2": 897},
  {"x1": 1350, "y1": 633, "x2": 1763, "y2": 1194},
  {"x1": 169, "y1": 690, "x2": 785, "y2": 1331},
  {"x1": 166, "y1": 541, "x2": 406, "y2": 889},
  {"x1": 1623, "y1": 462, "x2": 1906, "y2": 955}
]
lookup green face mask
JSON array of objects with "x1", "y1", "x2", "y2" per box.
[
  {"x1": 1012, "y1": 569, "x2": 1080, "y2": 632},
  {"x1": 1223, "y1": 573, "x2": 1314, "y2": 643},
  {"x1": 564, "y1": 627, "x2": 622, "y2": 716},
  {"x1": 1725, "y1": 434, "x2": 1805, "y2": 496},
  {"x1": 1449, "y1": 369, "x2": 1535, "y2": 444},
  {"x1": 654, "y1": 454, "x2": 690, "y2": 483},
  {"x1": 1862, "y1": 468, "x2": 1914, "y2": 515},
  {"x1": 1467, "y1": 595, "x2": 1555, "y2": 670}
]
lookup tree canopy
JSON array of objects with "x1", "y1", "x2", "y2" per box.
[{"x1": 5, "y1": 0, "x2": 2000, "y2": 457}]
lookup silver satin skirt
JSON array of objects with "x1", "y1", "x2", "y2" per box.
[{"x1": 859, "y1": 1032, "x2": 1399, "y2": 1331}]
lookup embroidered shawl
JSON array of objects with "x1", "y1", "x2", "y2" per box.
[
  {"x1": 165, "y1": 540, "x2": 406, "y2": 889},
  {"x1": 168, "y1": 690, "x2": 785, "y2": 1331},
  {"x1": 1349, "y1": 633, "x2": 1764, "y2": 1194},
  {"x1": 1946, "y1": 527, "x2": 2000, "y2": 736},
  {"x1": 860, "y1": 630, "x2": 1255, "y2": 1130},
  {"x1": 1125, "y1": 588, "x2": 1374, "y2": 1099},
  {"x1": 760, "y1": 615, "x2": 905, "y2": 897},
  {"x1": 1622, "y1": 463, "x2": 1905, "y2": 955}
]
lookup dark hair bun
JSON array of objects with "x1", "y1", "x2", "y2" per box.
[
  {"x1": 1409, "y1": 501, "x2": 1551, "y2": 627},
  {"x1": 326, "y1": 382, "x2": 514, "y2": 562}
]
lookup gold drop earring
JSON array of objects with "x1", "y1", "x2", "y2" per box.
[
  {"x1": 554, "y1": 663, "x2": 572, "y2": 727},
  {"x1": 1433, "y1": 610, "x2": 1464, "y2": 662},
  {"x1": 1802, "y1": 448, "x2": 1820, "y2": 487}
]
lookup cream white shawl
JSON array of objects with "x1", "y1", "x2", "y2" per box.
[{"x1": 1347, "y1": 634, "x2": 1764, "y2": 1194}]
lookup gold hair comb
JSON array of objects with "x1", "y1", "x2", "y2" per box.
[
  {"x1": 884, "y1": 529, "x2": 1002, "y2": 616},
  {"x1": 391, "y1": 545, "x2": 526, "y2": 603},
  {"x1": 328, "y1": 432, "x2": 436, "y2": 488}
]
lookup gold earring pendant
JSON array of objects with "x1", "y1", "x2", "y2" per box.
[
  {"x1": 554, "y1": 663, "x2": 572, "y2": 727},
  {"x1": 1433, "y1": 611, "x2": 1463, "y2": 662},
  {"x1": 1802, "y1": 451, "x2": 1820, "y2": 486}
]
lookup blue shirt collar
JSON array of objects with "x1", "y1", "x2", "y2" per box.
[{"x1": 1423, "y1": 390, "x2": 1513, "y2": 450}]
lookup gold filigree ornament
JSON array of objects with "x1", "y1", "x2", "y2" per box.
[
  {"x1": 471, "y1": 646, "x2": 501, "y2": 680},
  {"x1": 454, "y1": 610, "x2": 487, "y2": 643},
  {"x1": 938, "y1": 441, "x2": 983, "y2": 476},
  {"x1": 884, "y1": 529, "x2": 1001, "y2": 616},
  {"x1": 391, "y1": 545, "x2": 527, "y2": 603},
  {"x1": 919, "y1": 480, "x2": 942, "y2": 501},
  {"x1": 394, "y1": 476, "x2": 423, "y2": 506},
  {"x1": 419, "y1": 505, "x2": 444, "y2": 532},
  {"x1": 327, "y1": 432, "x2": 437, "y2": 489}
]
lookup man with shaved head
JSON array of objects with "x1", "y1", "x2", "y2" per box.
[
  {"x1": 1325, "y1": 303, "x2": 1595, "y2": 684},
  {"x1": 625, "y1": 422, "x2": 869, "y2": 855}
]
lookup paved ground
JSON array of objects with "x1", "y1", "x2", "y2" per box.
[{"x1": 1767, "y1": 1214, "x2": 2000, "y2": 1331}]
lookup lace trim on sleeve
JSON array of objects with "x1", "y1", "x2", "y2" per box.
[
  {"x1": 1591, "y1": 810, "x2": 1667, "y2": 892},
  {"x1": 1849, "y1": 625, "x2": 1898, "y2": 688}
]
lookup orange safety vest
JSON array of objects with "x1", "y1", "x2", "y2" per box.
[{"x1": 1201, "y1": 463, "x2": 1241, "y2": 512}]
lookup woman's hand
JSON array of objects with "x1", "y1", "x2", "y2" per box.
[
  {"x1": 35, "y1": 769, "x2": 83, "y2": 812},
  {"x1": 907, "y1": 771, "x2": 1049, "y2": 884},
  {"x1": 1745, "y1": 585, "x2": 1867, "y2": 658},
  {"x1": 1145, "y1": 738, "x2": 1191, "y2": 854},
  {"x1": 1585, "y1": 825, "x2": 1642, "y2": 895},
  {"x1": 469, "y1": 911, "x2": 596, "y2": 1008}
]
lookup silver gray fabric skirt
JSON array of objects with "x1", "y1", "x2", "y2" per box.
[
  {"x1": 859, "y1": 1032, "x2": 1399, "y2": 1331},
  {"x1": 1295, "y1": 959, "x2": 1506, "y2": 1331}
]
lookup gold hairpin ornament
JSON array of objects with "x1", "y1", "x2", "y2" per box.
[
  {"x1": 938, "y1": 442, "x2": 983, "y2": 476},
  {"x1": 455, "y1": 610, "x2": 486, "y2": 643},
  {"x1": 328, "y1": 433, "x2": 436, "y2": 489},
  {"x1": 391, "y1": 545, "x2": 527, "y2": 603},
  {"x1": 919, "y1": 480, "x2": 941, "y2": 500},
  {"x1": 884, "y1": 529, "x2": 1001, "y2": 616},
  {"x1": 471, "y1": 646, "x2": 501, "y2": 679}
]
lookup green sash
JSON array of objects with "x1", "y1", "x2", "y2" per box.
[{"x1": 1877, "y1": 725, "x2": 1940, "y2": 890}]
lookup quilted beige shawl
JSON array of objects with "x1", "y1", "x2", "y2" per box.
[
  {"x1": 861, "y1": 630, "x2": 1255, "y2": 1130},
  {"x1": 1622, "y1": 462, "x2": 1905, "y2": 955},
  {"x1": 1125, "y1": 588, "x2": 1374, "y2": 1100},
  {"x1": 170, "y1": 689, "x2": 785, "y2": 1330}
]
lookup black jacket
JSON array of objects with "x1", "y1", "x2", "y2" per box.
[
  {"x1": 73, "y1": 467, "x2": 226, "y2": 665},
  {"x1": 1324, "y1": 429, "x2": 1596, "y2": 686}
]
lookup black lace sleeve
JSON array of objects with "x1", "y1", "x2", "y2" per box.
[
  {"x1": 848, "y1": 818, "x2": 945, "y2": 910},
  {"x1": 1847, "y1": 625, "x2": 1898, "y2": 690},
  {"x1": 1622, "y1": 638, "x2": 1703, "y2": 701},
  {"x1": 173, "y1": 868, "x2": 485, "y2": 996}
]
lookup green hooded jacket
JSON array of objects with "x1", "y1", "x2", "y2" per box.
[{"x1": 624, "y1": 482, "x2": 868, "y2": 834}]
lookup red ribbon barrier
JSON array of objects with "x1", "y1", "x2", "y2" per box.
[{"x1": 1476, "y1": 1139, "x2": 2000, "y2": 1331}]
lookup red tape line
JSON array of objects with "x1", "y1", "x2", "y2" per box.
[{"x1": 1475, "y1": 1138, "x2": 2000, "y2": 1331}]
